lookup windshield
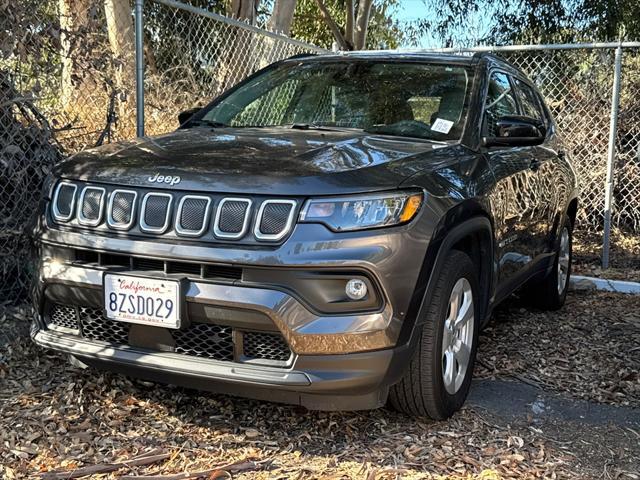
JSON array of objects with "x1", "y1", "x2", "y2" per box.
[{"x1": 199, "y1": 60, "x2": 472, "y2": 141}]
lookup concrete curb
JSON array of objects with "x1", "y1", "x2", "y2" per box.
[{"x1": 570, "y1": 275, "x2": 640, "y2": 294}]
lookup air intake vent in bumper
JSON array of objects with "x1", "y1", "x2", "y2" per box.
[
  {"x1": 44, "y1": 301, "x2": 293, "y2": 365},
  {"x1": 243, "y1": 331, "x2": 292, "y2": 362},
  {"x1": 140, "y1": 192, "x2": 172, "y2": 233},
  {"x1": 214, "y1": 198, "x2": 252, "y2": 239}
]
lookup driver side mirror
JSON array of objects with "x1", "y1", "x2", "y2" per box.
[
  {"x1": 482, "y1": 115, "x2": 546, "y2": 148},
  {"x1": 178, "y1": 107, "x2": 201, "y2": 126}
]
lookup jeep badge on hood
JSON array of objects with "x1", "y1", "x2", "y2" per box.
[{"x1": 148, "y1": 173, "x2": 181, "y2": 185}]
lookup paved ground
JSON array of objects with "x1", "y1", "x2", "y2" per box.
[{"x1": 0, "y1": 289, "x2": 638, "y2": 479}]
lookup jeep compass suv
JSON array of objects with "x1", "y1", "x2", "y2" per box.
[{"x1": 31, "y1": 52, "x2": 578, "y2": 419}]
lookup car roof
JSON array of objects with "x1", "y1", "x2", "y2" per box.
[
  {"x1": 284, "y1": 50, "x2": 480, "y2": 66},
  {"x1": 285, "y1": 50, "x2": 530, "y2": 76}
]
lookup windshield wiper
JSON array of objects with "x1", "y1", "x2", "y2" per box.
[
  {"x1": 288, "y1": 123, "x2": 360, "y2": 132},
  {"x1": 362, "y1": 127, "x2": 448, "y2": 144},
  {"x1": 191, "y1": 119, "x2": 229, "y2": 128}
]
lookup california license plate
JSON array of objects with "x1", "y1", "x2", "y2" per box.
[{"x1": 103, "y1": 274, "x2": 181, "y2": 329}]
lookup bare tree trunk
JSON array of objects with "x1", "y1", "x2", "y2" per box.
[
  {"x1": 231, "y1": 0, "x2": 259, "y2": 23},
  {"x1": 345, "y1": 0, "x2": 354, "y2": 47},
  {"x1": 58, "y1": 0, "x2": 92, "y2": 109},
  {"x1": 104, "y1": 0, "x2": 136, "y2": 101},
  {"x1": 267, "y1": 0, "x2": 297, "y2": 35},
  {"x1": 354, "y1": 0, "x2": 373, "y2": 49}
]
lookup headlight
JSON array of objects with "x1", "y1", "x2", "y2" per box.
[{"x1": 299, "y1": 190, "x2": 423, "y2": 232}]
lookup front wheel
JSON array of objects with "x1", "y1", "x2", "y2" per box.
[{"x1": 389, "y1": 250, "x2": 479, "y2": 419}]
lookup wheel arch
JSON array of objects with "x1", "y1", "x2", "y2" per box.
[
  {"x1": 398, "y1": 202, "x2": 495, "y2": 347},
  {"x1": 566, "y1": 196, "x2": 578, "y2": 229}
]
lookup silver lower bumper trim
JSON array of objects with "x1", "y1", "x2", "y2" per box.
[{"x1": 33, "y1": 329, "x2": 311, "y2": 386}]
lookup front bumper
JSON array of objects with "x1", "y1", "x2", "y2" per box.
[
  {"x1": 31, "y1": 325, "x2": 414, "y2": 410},
  {"x1": 39, "y1": 260, "x2": 396, "y2": 355},
  {"x1": 31, "y1": 217, "x2": 433, "y2": 409}
]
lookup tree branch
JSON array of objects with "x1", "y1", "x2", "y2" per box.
[
  {"x1": 40, "y1": 452, "x2": 170, "y2": 480},
  {"x1": 354, "y1": 0, "x2": 374, "y2": 49},
  {"x1": 345, "y1": 0, "x2": 355, "y2": 46},
  {"x1": 314, "y1": 0, "x2": 350, "y2": 50}
]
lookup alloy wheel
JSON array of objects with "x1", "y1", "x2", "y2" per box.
[
  {"x1": 441, "y1": 278, "x2": 474, "y2": 395},
  {"x1": 557, "y1": 227, "x2": 570, "y2": 294}
]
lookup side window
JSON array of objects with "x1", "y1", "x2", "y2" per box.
[
  {"x1": 484, "y1": 72, "x2": 518, "y2": 136},
  {"x1": 514, "y1": 79, "x2": 544, "y2": 122}
]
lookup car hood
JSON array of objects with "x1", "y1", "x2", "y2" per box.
[{"x1": 55, "y1": 127, "x2": 463, "y2": 195}]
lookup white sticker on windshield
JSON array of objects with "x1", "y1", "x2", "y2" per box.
[{"x1": 431, "y1": 118, "x2": 454, "y2": 134}]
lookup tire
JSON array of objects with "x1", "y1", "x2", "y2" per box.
[
  {"x1": 524, "y1": 216, "x2": 572, "y2": 311},
  {"x1": 389, "y1": 250, "x2": 480, "y2": 419}
]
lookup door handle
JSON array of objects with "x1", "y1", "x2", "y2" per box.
[{"x1": 529, "y1": 158, "x2": 541, "y2": 171}]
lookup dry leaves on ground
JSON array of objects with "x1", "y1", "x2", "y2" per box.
[
  {"x1": 573, "y1": 229, "x2": 640, "y2": 281},
  {"x1": 477, "y1": 291, "x2": 640, "y2": 406},
  {"x1": 1, "y1": 291, "x2": 638, "y2": 479}
]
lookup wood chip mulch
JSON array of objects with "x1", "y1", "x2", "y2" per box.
[
  {"x1": 477, "y1": 291, "x2": 640, "y2": 407},
  {"x1": 1, "y1": 290, "x2": 638, "y2": 479}
]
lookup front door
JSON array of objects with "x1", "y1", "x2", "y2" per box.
[{"x1": 483, "y1": 71, "x2": 543, "y2": 290}]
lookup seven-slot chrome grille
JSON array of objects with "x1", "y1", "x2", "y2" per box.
[{"x1": 51, "y1": 181, "x2": 298, "y2": 244}]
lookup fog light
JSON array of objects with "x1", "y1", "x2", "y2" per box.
[{"x1": 345, "y1": 278, "x2": 368, "y2": 300}]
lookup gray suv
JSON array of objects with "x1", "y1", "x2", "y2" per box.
[{"x1": 31, "y1": 51, "x2": 578, "y2": 419}]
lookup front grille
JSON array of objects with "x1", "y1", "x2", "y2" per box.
[
  {"x1": 80, "y1": 187, "x2": 104, "y2": 223},
  {"x1": 215, "y1": 199, "x2": 251, "y2": 237},
  {"x1": 203, "y1": 264, "x2": 242, "y2": 280},
  {"x1": 166, "y1": 261, "x2": 202, "y2": 276},
  {"x1": 51, "y1": 181, "x2": 298, "y2": 243},
  {"x1": 48, "y1": 304, "x2": 79, "y2": 330},
  {"x1": 177, "y1": 196, "x2": 210, "y2": 236},
  {"x1": 173, "y1": 323, "x2": 234, "y2": 360},
  {"x1": 257, "y1": 200, "x2": 295, "y2": 239},
  {"x1": 141, "y1": 193, "x2": 172, "y2": 232},
  {"x1": 44, "y1": 302, "x2": 292, "y2": 365},
  {"x1": 132, "y1": 257, "x2": 164, "y2": 271},
  {"x1": 53, "y1": 183, "x2": 77, "y2": 220},
  {"x1": 80, "y1": 306, "x2": 130, "y2": 344},
  {"x1": 244, "y1": 331, "x2": 291, "y2": 362},
  {"x1": 109, "y1": 190, "x2": 136, "y2": 228},
  {"x1": 72, "y1": 248, "x2": 243, "y2": 279}
]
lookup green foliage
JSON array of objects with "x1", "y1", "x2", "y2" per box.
[
  {"x1": 289, "y1": 0, "x2": 406, "y2": 50},
  {"x1": 420, "y1": 0, "x2": 640, "y2": 48},
  {"x1": 579, "y1": 0, "x2": 640, "y2": 41}
]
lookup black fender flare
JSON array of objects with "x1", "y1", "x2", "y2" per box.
[
  {"x1": 399, "y1": 215, "x2": 494, "y2": 345},
  {"x1": 381, "y1": 215, "x2": 494, "y2": 389}
]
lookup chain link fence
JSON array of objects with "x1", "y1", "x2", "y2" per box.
[
  {"x1": 498, "y1": 47, "x2": 640, "y2": 237},
  {"x1": 504, "y1": 46, "x2": 640, "y2": 268},
  {"x1": 0, "y1": 74, "x2": 62, "y2": 304},
  {"x1": 0, "y1": 0, "x2": 323, "y2": 304},
  {"x1": 142, "y1": 0, "x2": 326, "y2": 136},
  {"x1": 1, "y1": 0, "x2": 639, "y2": 305}
]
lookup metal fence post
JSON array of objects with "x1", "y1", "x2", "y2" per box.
[
  {"x1": 602, "y1": 45, "x2": 623, "y2": 269},
  {"x1": 134, "y1": 0, "x2": 145, "y2": 137}
]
